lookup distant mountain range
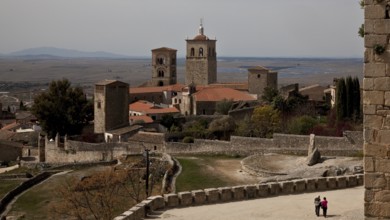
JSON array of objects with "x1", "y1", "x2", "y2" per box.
[{"x1": 1, "y1": 47, "x2": 131, "y2": 58}]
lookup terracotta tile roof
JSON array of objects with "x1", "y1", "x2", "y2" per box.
[
  {"x1": 151, "y1": 47, "x2": 177, "y2": 51},
  {"x1": 1, "y1": 122, "x2": 20, "y2": 131},
  {"x1": 129, "y1": 101, "x2": 154, "y2": 112},
  {"x1": 130, "y1": 115, "x2": 154, "y2": 123},
  {"x1": 194, "y1": 87, "x2": 257, "y2": 102},
  {"x1": 129, "y1": 100, "x2": 179, "y2": 114},
  {"x1": 130, "y1": 84, "x2": 185, "y2": 94}
]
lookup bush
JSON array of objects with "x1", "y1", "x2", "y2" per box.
[
  {"x1": 182, "y1": 136, "x2": 194, "y2": 143},
  {"x1": 287, "y1": 115, "x2": 318, "y2": 135}
]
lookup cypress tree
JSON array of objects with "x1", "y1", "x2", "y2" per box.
[
  {"x1": 336, "y1": 78, "x2": 347, "y2": 121},
  {"x1": 352, "y1": 77, "x2": 361, "y2": 120},
  {"x1": 345, "y1": 76, "x2": 354, "y2": 118}
]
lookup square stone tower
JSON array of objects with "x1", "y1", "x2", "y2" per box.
[
  {"x1": 94, "y1": 80, "x2": 129, "y2": 133},
  {"x1": 364, "y1": 1, "x2": 390, "y2": 218},
  {"x1": 247, "y1": 66, "x2": 278, "y2": 99},
  {"x1": 185, "y1": 22, "x2": 217, "y2": 85},
  {"x1": 151, "y1": 47, "x2": 177, "y2": 87}
]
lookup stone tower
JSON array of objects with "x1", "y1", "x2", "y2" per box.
[
  {"x1": 151, "y1": 47, "x2": 177, "y2": 87},
  {"x1": 247, "y1": 66, "x2": 278, "y2": 100},
  {"x1": 185, "y1": 21, "x2": 217, "y2": 85},
  {"x1": 364, "y1": 1, "x2": 390, "y2": 219},
  {"x1": 94, "y1": 80, "x2": 129, "y2": 133}
]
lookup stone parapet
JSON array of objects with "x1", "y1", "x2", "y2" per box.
[{"x1": 114, "y1": 174, "x2": 364, "y2": 220}]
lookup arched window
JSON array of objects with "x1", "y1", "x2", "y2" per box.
[
  {"x1": 158, "y1": 70, "x2": 164, "y2": 77},
  {"x1": 257, "y1": 74, "x2": 261, "y2": 78},
  {"x1": 199, "y1": 48, "x2": 204, "y2": 56},
  {"x1": 190, "y1": 48, "x2": 195, "y2": 56},
  {"x1": 158, "y1": 81, "x2": 164, "y2": 86}
]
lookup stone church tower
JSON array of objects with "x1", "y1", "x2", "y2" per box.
[
  {"x1": 185, "y1": 21, "x2": 217, "y2": 85},
  {"x1": 151, "y1": 47, "x2": 177, "y2": 87}
]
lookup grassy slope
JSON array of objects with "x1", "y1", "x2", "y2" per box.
[{"x1": 0, "y1": 180, "x2": 24, "y2": 199}]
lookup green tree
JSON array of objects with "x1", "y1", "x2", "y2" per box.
[
  {"x1": 287, "y1": 115, "x2": 319, "y2": 135},
  {"x1": 346, "y1": 76, "x2": 354, "y2": 118},
  {"x1": 261, "y1": 87, "x2": 279, "y2": 104},
  {"x1": 352, "y1": 77, "x2": 361, "y2": 120},
  {"x1": 251, "y1": 105, "x2": 281, "y2": 138},
  {"x1": 208, "y1": 115, "x2": 236, "y2": 140},
  {"x1": 215, "y1": 99, "x2": 234, "y2": 115},
  {"x1": 19, "y1": 100, "x2": 27, "y2": 111},
  {"x1": 31, "y1": 79, "x2": 93, "y2": 138},
  {"x1": 336, "y1": 78, "x2": 347, "y2": 121}
]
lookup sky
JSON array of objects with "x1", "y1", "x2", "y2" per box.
[{"x1": 0, "y1": 0, "x2": 364, "y2": 58}]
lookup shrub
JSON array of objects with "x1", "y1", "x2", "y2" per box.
[{"x1": 182, "y1": 136, "x2": 194, "y2": 143}]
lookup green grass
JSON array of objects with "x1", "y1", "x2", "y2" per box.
[
  {"x1": 0, "y1": 179, "x2": 24, "y2": 199},
  {"x1": 175, "y1": 157, "x2": 230, "y2": 192}
]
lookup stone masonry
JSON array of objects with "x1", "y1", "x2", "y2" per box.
[{"x1": 364, "y1": 0, "x2": 390, "y2": 218}]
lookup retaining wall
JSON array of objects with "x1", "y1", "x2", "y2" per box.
[{"x1": 114, "y1": 174, "x2": 364, "y2": 220}]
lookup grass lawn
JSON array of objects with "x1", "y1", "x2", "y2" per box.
[
  {"x1": 175, "y1": 155, "x2": 242, "y2": 192},
  {"x1": 0, "y1": 179, "x2": 24, "y2": 199}
]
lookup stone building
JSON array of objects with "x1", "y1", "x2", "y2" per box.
[
  {"x1": 185, "y1": 22, "x2": 217, "y2": 85},
  {"x1": 151, "y1": 47, "x2": 177, "y2": 87},
  {"x1": 94, "y1": 80, "x2": 129, "y2": 133},
  {"x1": 363, "y1": 1, "x2": 390, "y2": 218},
  {"x1": 247, "y1": 66, "x2": 278, "y2": 100}
]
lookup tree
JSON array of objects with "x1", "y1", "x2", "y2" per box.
[
  {"x1": 19, "y1": 100, "x2": 27, "y2": 111},
  {"x1": 251, "y1": 105, "x2": 281, "y2": 138},
  {"x1": 287, "y1": 115, "x2": 319, "y2": 135},
  {"x1": 261, "y1": 87, "x2": 279, "y2": 104},
  {"x1": 208, "y1": 115, "x2": 236, "y2": 140},
  {"x1": 31, "y1": 79, "x2": 93, "y2": 138},
  {"x1": 346, "y1": 76, "x2": 354, "y2": 118},
  {"x1": 215, "y1": 99, "x2": 234, "y2": 115},
  {"x1": 336, "y1": 78, "x2": 347, "y2": 121},
  {"x1": 352, "y1": 77, "x2": 361, "y2": 120}
]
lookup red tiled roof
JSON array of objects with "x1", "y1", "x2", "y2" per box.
[
  {"x1": 129, "y1": 100, "x2": 179, "y2": 114},
  {"x1": 194, "y1": 87, "x2": 256, "y2": 102},
  {"x1": 129, "y1": 115, "x2": 153, "y2": 123},
  {"x1": 130, "y1": 84, "x2": 185, "y2": 94},
  {"x1": 129, "y1": 101, "x2": 154, "y2": 112},
  {"x1": 1, "y1": 122, "x2": 20, "y2": 131}
]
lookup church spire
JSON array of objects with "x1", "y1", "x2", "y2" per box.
[{"x1": 199, "y1": 18, "x2": 204, "y2": 35}]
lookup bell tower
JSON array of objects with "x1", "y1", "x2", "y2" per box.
[
  {"x1": 185, "y1": 20, "x2": 217, "y2": 85},
  {"x1": 151, "y1": 47, "x2": 177, "y2": 87}
]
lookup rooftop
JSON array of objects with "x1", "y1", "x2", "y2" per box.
[{"x1": 194, "y1": 87, "x2": 257, "y2": 102}]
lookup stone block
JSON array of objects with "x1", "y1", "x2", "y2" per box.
[
  {"x1": 146, "y1": 196, "x2": 165, "y2": 210},
  {"x1": 364, "y1": 78, "x2": 375, "y2": 90},
  {"x1": 365, "y1": 189, "x2": 376, "y2": 202},
  {"x1": 347, "y1": 175, "x2": 358, "y2": 187},
  {"x1": 306, "y1": 178, "x2": 316, "y2": 191},
  {"x1": 257, "y1": 184, "x2": 269, "y2": 197},
  {"x1": 374, "y1": 77, "x2": 390, "y2": 90},
  {"x1": 327, "y1": 177, "x2": 337, "y2": 189},
  {"x1": 364, "y1": 114, "x2": 383, "y2": 129},
  {"x1": 365, "y1": 34, "x2": 388, "y2": 47},
  {"x1": 365, "y1": 19, "x2": 375, "y2": 34},
  {"x1": 365, "y1": 5, "x2": 385, "y2": 19},
  {"x1": 364, "y1": 157, "x2": 375, "y2": 172},
  {"x1": 365, "y1": 202, "x2": 390, "y2": 218},
  {"x1": 205, "y1": 188, "x2": 219, "y2": 203},
  {"x1": 357, "y1": 174, "x2": 364, "y2": 186},
  {"x1": 294, "y1": 180, "x2": 306, "y2": 192},
  {"x1": 164, "y1": 193, "x2": 179, "y2": 208},
  {"x1": 280, "y1": 181, "x2": 294, "y2": 194},
  {"x1": 178, "y1": 191, "x2": 193, "y2": 207},
  {"x1": 385, "y1": 92, "x2": 390, "y2": 106},
  {"x1": 364, "y1": 63, "x2": 386, "y2": 77},
  {"x1": 337, "y1": 176, "x2": 347, "y2": 188},
  {"x1": 129, "y1": 205, "x2": 145, "y2": 220},
  {"x1": 383, "y1": 114, "x2": 390, "y2": 128},
  {"x1": 365, "y1": 173, "x2": 387, "y2": 189},
  {"x1": 191, "y1": 190, "x2": 206, "y2": 205},
  {"x1": 375, "y1": 159, "x2": 390, "y2": 173},
  {"x1": 268, "y1": 182, "x2": 280, "y2": 195},
  {"x1": 365, "y1": 143, "x2": 388, "y2": 158},
  {"x1": 365, "y1": 48, "x2": 374, "y2": 63},
  {"x1": 218, "y1": 187, "x2": 232, "y2": 202},
  {"x1": 363, "y1": 91, "x2": 384, "y2": 105},
  {"x1": 316, "y1": 178, "x2": 327, "y2": 190},
  {"x1": 232, "y1": 186, "x2": 245, "y2": 200},
  {"x1": 376, "y1": 130, "x2": 390, "y2": 144},
  {"x1": 245, "y1": 185, "x2": 257, "y2": 199},
  {"x1": 374, "y1": 190, "x2": 390, "y2": 202},
  {"x1": 363, "y1": 104, "x2": 377, "y2": 115}
]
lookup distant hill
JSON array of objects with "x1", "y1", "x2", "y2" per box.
[{"x1": 6, "y1": 47, "x2": 130, "y2": 58}]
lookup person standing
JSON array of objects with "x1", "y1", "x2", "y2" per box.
[
  {"x1": 314, "y1": 195, "x2": 321, "y2": 216},
  {"x1": 321, "y1": 197, "x2": 328, "y2": 218}
]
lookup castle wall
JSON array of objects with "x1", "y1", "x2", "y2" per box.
[
  {"x1": 0, "y1": 140, "x2": 23, "y2": 161},
  {"x1": 363, "y1": 1, "x2": 390, "y2": 218}
]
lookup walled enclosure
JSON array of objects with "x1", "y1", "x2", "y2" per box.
[
  {"x1": 364, "y1": 1, "x2": 390, "y2": 219},
  {"x1": 40, "y1": 131, "x2": 363, "y2": 163}
]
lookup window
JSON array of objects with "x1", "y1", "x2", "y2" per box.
[
  {"x1": 190, "y1": 48, "x2": 195, "y2": 56},
  {"x1": 158, "y1": 70, "x2": 164, "y2": 77},
  {"x1": 172, "y1": 70, "x2": 176, "y2": 77},
  {"x1": 97, "y1": 101, "x2": 101, "y2": 109},
  {"x1": 199, "y1": 48, "x2": 204, "y2": 56},
  {"x1": 202, "y1": 109, "x2": 206, "y2": 115},
  {"x1": 154, "y1": 146, "x2": 157, "y2": 150},
  {"x1": 158, "y1": 81, "x2": 164, "y2": 86},
  {"x1": 157, "y1": 57, "x2": 165, "y2": 65},
  {"x1": 257, "y1": 74, "x2": 261, "y2": 78}
]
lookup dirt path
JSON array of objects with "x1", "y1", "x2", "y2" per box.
[{"x1": 212, "y1": 160, "x2": 261, "y2": 185}]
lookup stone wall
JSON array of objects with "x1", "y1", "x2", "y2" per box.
[
  {"x1": 364, "y1": 1, "x2": 390, "y2": 218},
  {"x1": 165, "y1": 132, "x2": 363, "y2": 156},
  {"x1": 114, "y1": 174, "x2": 364, "y2": 220},
  {"x1": 0, "y1": 140, "x2": 23, "y2": 161}
]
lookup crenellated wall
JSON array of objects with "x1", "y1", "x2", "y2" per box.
[{"x1": 114, "y1": 174, "x2": 364, "y2": 220}]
